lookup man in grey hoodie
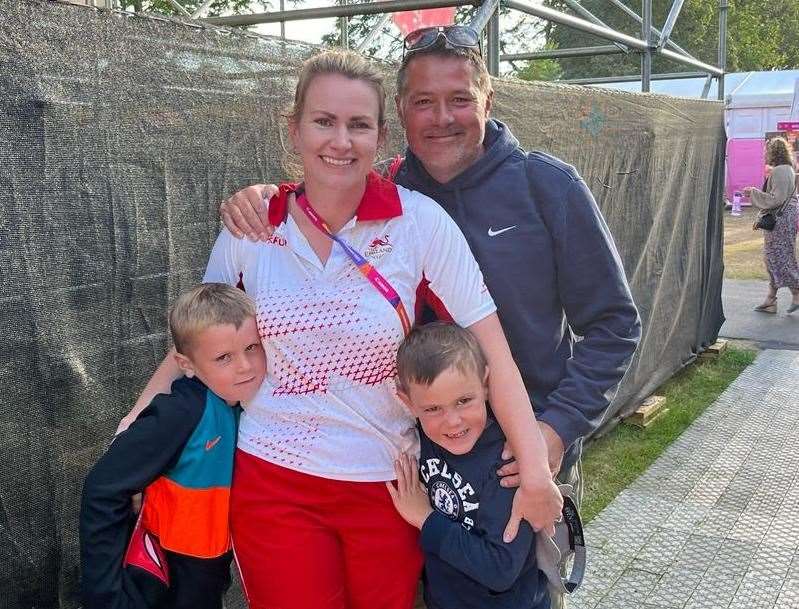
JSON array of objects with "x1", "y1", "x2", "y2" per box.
[{"x1": 220, "y1": 28, "x2": 640, "y2": 527}]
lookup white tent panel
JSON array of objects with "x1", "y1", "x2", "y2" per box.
[
  {"x1": 587, "y1": 72, "x2": 751, "y2": 99},
  {"x1": 726, "y1": 70, "x2": 799, "y2": 109},
  {"x1": 726, "y1": 71, "x2": 797, "y2": 138},
  {"x1": 727, "y1": 105, "x2": 793, "y2": 138},
  {"x1": 589, "y1": 70, "x2": 797, "y2": 108}
]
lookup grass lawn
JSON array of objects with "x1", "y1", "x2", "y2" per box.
[
  {"x1": 724, "y1": 207, "x2": 768, "y2": 280},
  {"x1": 580, "y1": 345, "x2": 758, "y2": 523}
]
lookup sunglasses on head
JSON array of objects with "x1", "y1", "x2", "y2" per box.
[{"x1": 402, "y1": 25, "x2": 481, "y2": 59}]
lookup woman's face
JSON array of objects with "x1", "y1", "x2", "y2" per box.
[{"x1": 290, "y1": 73, "x2": 384, "y2": 193}]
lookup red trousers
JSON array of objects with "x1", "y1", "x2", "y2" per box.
[{"x1": 231, "y1": 450, "x2": 423, "y2": 609}]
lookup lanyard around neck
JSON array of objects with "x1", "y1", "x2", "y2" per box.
[{"x1": 294, "y1": 190, "x2": 411, "y2": 336}]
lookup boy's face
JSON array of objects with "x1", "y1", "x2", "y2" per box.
[
  {"x1": 400, "y1": 364, "x2": 488, "y2": 455},
  {"x1": 174, "y1": 317, "x2": 266, "y2": 406}
]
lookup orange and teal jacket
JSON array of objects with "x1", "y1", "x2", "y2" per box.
[{"x1": 80, "y1": 376, "x2": 239, "y2": 609}]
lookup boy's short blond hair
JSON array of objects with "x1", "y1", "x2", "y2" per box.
[
  {"x1": 396, "y1": 322, "x2": 487, "y2": 393},
  {"x1": 169, "y1": 283, "x2": 256, "y2": 355}
]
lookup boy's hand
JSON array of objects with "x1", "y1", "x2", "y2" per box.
[
  {"x1": 503, "y1": 474, "x2": 562, "y2": 542},
  {"x1": 385, "y1": 453, "x2": 433, "y2": 530},
  {"x1": 220, "y1": 184, "x2": 278, "y2": 241}
]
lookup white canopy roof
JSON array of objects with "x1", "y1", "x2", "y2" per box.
[
  {"x1": 588, "y1": 70, "x2": 799, "y2": 110},
  {"x1": 727, "y1": 70, "x2": 799, "y2": 109}
]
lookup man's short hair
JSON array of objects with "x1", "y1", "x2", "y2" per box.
[
  {"x1": 396, "y1": 322, "x2": 488, "y2": 393},
  {"x1": 396, "y1": 45, "x2": 492, "y2": 100},
  {"x1": 169, "y1": 283, "x2": 256, "y2": 355}
]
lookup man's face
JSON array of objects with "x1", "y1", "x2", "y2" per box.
[{"x1": 396, "y1": 54, "x2": 492, "y2": 184}]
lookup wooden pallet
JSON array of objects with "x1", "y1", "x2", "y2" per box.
[
  {"x1": 625, "y1": 395, "x2": 668, "y2": 428},
  {"x1": 698, "y1": 339, "x2": 729, "y2": 360}
]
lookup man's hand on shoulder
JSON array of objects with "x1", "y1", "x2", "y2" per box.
[
  {"x1": 497, "y1": 422, "x2": 565, "y2": 486},
  {"x1": 220, "y1": 184, "x2": 278, "y2": 241},
  {"x1": 538, "y1": 421, "x2": 565, "y2": 477}
]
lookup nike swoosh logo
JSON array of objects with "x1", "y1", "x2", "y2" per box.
[
  {"x1": 205, "y1": 436, "x2": 222, "y2": 451},
  {"x1": 487, "y1": 225, "x2": 517, "y2": 237}
]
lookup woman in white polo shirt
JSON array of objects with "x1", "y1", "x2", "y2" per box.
[{"x1": 125, "y1": 50, "x2": 560, "y2": 609}]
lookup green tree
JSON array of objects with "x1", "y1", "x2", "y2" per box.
[
  {"x1": 121, "y1": 0, "x2": 250, "y2": 16},
  {"x1": 118, "y1": 0, "x2": 272, "y2": 17},
  {"x1": 320, "y1": 1, "x2": 404, "y2": 60},
  {"x1": 322, "y1": 3, "x2": 551, "y2": 73},
  {"x1": 727, "y1": 0, "x2": 799, "y2": 70},
  {"x1": 515, "y1": 57, "x2": 563, "y2": 81},
  {"x1": 513, "y1": 43, "x2": 564, "y2": 82},
  {"x1": 118, "y1": 0, "x2": 797, "y2": 77},
  {"x1": 538, "y1": 0, "x2": 799, "y2": 79}
]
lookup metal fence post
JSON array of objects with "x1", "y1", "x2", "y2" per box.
[
  {"x1": 561, "y1": 0, "x2": 628, "y2": 53},
  {"x1": 657, "y1": 0, "x2": 686, "y2": 51},
  {"x1": 606, "y1": 0, "x2": 695, "y2": 59},
  {"x1": 718, "y1": 0, "x2": 728, "y2": 101},
  {"x1": 487, "y1": 6, "x2": 500, "y2": 76},
  {"x1": 641, "y1": 0, "x2": 652, "y2": 92},
  {"x1": 340, "y1": 0, "x2": 349, "y2": 48}
]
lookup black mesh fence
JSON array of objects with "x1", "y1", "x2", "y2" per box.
[{"x1": 0, "y1": 0, "x2": 724, "y2": 606}]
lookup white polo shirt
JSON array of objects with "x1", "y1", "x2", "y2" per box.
[{"x1": 204, "y1": 172, "x2": 496, "y2": 481}]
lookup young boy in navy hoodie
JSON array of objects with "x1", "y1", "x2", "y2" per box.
[
  {"x1": 80, "y1": 283, "x2": 267, "y2": 609},
  {"x1": 388, "y1": 322, "x2": 551, "y2": 609}
]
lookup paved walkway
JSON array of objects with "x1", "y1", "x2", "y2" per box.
[
  {"x1": 721, "y1": 280, "x2": 799, "y2": 350},
  {"x1": 571, "y1": 348, "x2": 799, "y2": 609}
]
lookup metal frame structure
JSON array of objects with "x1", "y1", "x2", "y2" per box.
[{"x1": 154, "y1": 0, "x2": 728, "y2": 100}]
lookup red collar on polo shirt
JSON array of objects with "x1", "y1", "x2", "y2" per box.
[{"x1": 267, "y1": 171, "x2": 403, "y2": 227}]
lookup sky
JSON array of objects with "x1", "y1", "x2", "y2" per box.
[{"x1": 253, "y1": 0, "x2": 341, "y2": 44}]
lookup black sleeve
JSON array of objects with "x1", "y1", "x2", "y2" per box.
[
  {"x1": 79, "y1": 392, "x2": 202, "y2": 609},
  {"x1": 419, "y1": 478, "x2": 534, "y2": 592}
]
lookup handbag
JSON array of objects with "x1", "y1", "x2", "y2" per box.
[
  {"x1": 755, "y1": 186, "x2": 796, "y2": 231},
  {"x1": 755, "y1": 211, "x2": 778, "y2": 231}
]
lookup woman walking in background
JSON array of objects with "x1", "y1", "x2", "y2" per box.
[{"x1": 745, "y1": 137, "x2": 799, "y2": 314}]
